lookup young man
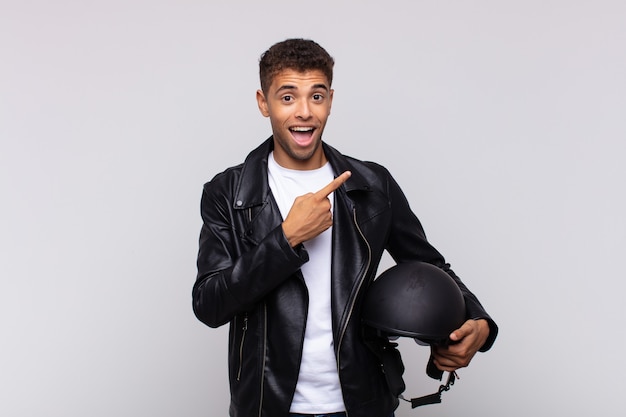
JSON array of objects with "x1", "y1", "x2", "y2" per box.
[{"x1": 193, "y1": 39, "x2": 497, "y2": 417}]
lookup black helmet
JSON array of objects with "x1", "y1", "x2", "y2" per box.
[
  {"x1": 362, "y1": 261, "x2": 466, "y2": 345},
  {"x1": 361, "y1": 261, "x2": 466, "y2": 409}
]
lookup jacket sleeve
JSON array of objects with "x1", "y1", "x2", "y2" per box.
[
  {"x1": 192, "y1": 180, "x2": 308, "y2": 328},
  {"x1": 383, "y1": 169, "x2": 498, "y2": 352}
]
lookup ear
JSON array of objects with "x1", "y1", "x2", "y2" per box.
[{"x1": 256, "y1": 89, "x2": 270, "y2": 117}]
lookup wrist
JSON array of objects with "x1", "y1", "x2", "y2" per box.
[{"x1": 281, "y1": 221, "x2": 301, "y2": 247}]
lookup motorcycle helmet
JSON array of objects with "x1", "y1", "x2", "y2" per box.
[
  {"x1": 362, "y1": 261, "x2": 466, "y2": 345},
  {"x1": 361, "y1": 261, "x2": 467, "y2": 409}
]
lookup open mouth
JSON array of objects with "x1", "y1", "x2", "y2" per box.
[{"x1": 289, "y1": 126, "x2": 315, "y2": 146}]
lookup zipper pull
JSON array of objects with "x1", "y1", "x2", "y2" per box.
[{"x1": 236, "y1": 313, "x2": 249, "y2": 382}]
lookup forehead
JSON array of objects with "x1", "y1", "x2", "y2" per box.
[{"x1": 268, "y1": 68, "x2": 330, "y2": 92}]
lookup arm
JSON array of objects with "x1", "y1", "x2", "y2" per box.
[
  {"x1": 383, "y1": 169, "x2": 498, "y2": 365},
  {"x1": 193, "y1": 171, "x2": 352, "y2": 328},
  {"x1": 192, "y1": 181, "x2": 308, "y2": 328}
]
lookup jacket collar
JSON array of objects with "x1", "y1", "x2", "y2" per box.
[{"x1": 233, "y1": 137, "x2": 371, "y2": 209}]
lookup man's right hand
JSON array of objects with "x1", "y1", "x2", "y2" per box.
[{"x1": 281, "y1": 171, "x2": 351, "y2": 247}]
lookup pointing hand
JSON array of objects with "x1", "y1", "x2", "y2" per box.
[{"x1": 282, "y1": 171, "x2": 351, "y2": 247}]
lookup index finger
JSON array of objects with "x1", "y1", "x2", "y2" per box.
[{"x1": 315, "y1": 171, "x2": 351, "y2": 198}]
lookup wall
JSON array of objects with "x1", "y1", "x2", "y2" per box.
[{"x1": 1, "y1": 1, "x2": 625, "y2": 416}]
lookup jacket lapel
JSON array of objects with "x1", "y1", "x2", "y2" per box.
[{"x1": 232, "y1": 139, "x2": 283, "y2": 245}]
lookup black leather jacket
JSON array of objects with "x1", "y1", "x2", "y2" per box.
[{"x1": 193, "y1": 138, "x2": 497, "y2": 417}]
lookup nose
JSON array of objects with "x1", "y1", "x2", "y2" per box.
[{"x1": 295, "y1": 99, "x2": 311, "y2": 119}]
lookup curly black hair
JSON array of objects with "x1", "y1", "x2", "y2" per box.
[{"x1": 259, "y1": 38, "x2": 334, "y2": 93}]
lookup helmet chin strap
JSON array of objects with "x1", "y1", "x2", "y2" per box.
[
  {"x1": 362, "y1": 328, "x2": 460, "y2": 411},
  {"x1": 400, "y1": 370, "x2": 458, "y2": 408}
]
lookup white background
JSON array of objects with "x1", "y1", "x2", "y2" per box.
[{"x1": 1, "y1": 1, "x2": 625, "y2": 416}]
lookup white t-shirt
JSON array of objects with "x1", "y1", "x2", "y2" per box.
[{"x1": 267, "y1": 152, "x2": 346, "y2": 413}]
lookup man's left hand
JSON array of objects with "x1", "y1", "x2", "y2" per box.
[{"x1": 431, "y1": 319, "x2": 490, "y2": 372}]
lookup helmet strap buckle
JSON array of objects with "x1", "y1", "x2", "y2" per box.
[{"x1": 403, "y1": 371, "x2": 458, "y2": 409}]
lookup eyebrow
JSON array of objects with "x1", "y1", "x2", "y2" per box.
[{"x1": 275, "y1": 83, "x2": 329, "y2": 93}]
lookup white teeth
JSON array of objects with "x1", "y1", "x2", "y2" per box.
[{"x1": 290, "y1": 127, "x2": 314, "y2": 132}]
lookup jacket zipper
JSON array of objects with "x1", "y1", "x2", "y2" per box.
[
  {"x1": 258, "y1": 302, "x2": 267, "y2": 417},
  {"x1": 236, "y1": 313, "x2": 248, "y2": 381},
  {"x1": 336, "y1": 206, "x2": 372, "y2": 417},
  {"x1": 236, "y1": 307, "x2": 267, "y2": 416}
]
